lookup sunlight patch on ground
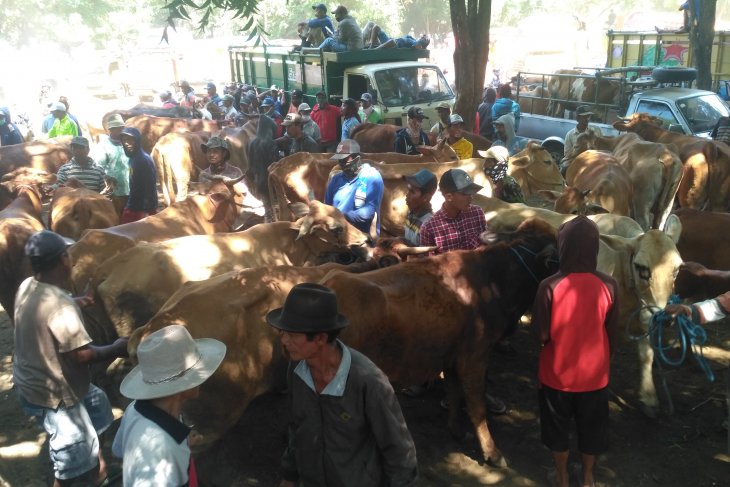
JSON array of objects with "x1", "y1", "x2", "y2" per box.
[
  {"x1": 0, "y1": 355, "x2": 12, "y2": 394},
  {"x1": 0, "y1": 435, "x2": 44, "y2": 459}
]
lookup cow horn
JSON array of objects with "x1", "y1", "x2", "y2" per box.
[{"x1": 396, "y1": 245, "x2": 437, "y2": 256}]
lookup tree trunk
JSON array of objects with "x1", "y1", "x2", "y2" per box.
[
  {"x1": 449, "y1": 0, "x2": 491, "y2": 132},
  {"x1": 689, "y1": 0, "x2": 716, "y2": 90}
]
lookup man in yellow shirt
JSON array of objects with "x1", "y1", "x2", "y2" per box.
[{"x1": 446, "y1": 114, "x2": 473, "y2": 160}]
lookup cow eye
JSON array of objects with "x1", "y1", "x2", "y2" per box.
[{"x1": 634, "y1": 263, "x2": 651, "y2": 281}]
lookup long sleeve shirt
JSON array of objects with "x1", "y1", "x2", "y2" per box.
[{"x1": 325, "y1": 163, "x2": 384, "y2": 236}]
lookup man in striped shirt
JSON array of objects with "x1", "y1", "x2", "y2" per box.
[
  {"x1": 402, "y1": 169, "x2": 436, "y2": 246},
  {"x1": 55, "y1": 137, "x2": 107, "y2": 192}
]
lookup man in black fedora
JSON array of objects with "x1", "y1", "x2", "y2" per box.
[{"x1": 267, "y1": 283, "x2": 418, "y2": 487}]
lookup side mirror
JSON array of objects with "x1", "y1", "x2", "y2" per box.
[{"x1": 667, "y1": 124, "x2": 684, "y2": 134}]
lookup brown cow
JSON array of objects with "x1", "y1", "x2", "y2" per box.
[
  {"x1": 613, "y1": 113, "x2": 730, "y2": 210},
  {"x1": 507, "y1": 141, "x2": 565, "y2": 198},
  {"x1": 152, "y1": 131, "x2": 210, "y2": 205},
  {"x1": 673, "y1": 208, "x2": 730, "y2": 271},
  {"x1": 49, "y1": 187, "x2": 119, "y2": 240},
  {"x1": 674, "y1": 261, "x2": 730, "y2": 302},
  {"x1": 69, "y1": 178, "x2": 243, "y2": 295},
  {"x1": 547, "y1": 69, "x2": 582, "y2": 117},
  {"x1": 0, "y1": 136, "x2": 72, "y2": 178},
  {"x1": 124, "y1": 115, "x2": 223, "y2": 154},
  {"x1": 517, "y1": 85, "x2": 550, "y2": 116},
  {"x1": 128, "y1": 219, "x2": 559, "y2": 465},
  {"x1": 95, "y1": 201, "x2": 371, "y2": 337},
  {"x1": 547, "y1": 70, "x2": 620, "y2": 118},
  {"x1": 0, "y1": 186, "x2": 45, "y2": 319}
]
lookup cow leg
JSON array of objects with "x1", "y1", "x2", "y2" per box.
[
  {"x1": 442, "y1": 368, "x2": 465, "y2": 439},
  {"x1": 176, "y1": 174, "x2": 190, "y2": 201},
  {"x1": 637, "y1": 339, "x2": 660, "y2": 417},
  {"x1": 456, "y1": 352, "x2": 506, "y2": 467}
]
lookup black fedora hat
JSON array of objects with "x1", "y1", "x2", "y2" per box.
[{"x1": 266, "y1": 283, "x2": 348, "y2": 333}]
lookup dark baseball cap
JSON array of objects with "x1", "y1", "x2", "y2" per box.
[
  {"x1": 439, "y1": 169, "x2": 482, "y2": 195},
  {"x1": 330, "y1": 139, "x2": 361, "y2": 160},
  {"x1": 576, "y1": 105, "x2": 594, "y2": 117},
  {"x1": 291, "y1": 89, "x2": 303, "y2": 97},
  {"x1": 407, "y1": 106, "x2": 426, "y2": 120},
  {"x1": 25, "y1": 230, "x2": 74, "y2": 263},
  {"x1": 404, "y1": 168, "x2": 437, "y2": 193},
  {"x1": 70, "y1": 136, "x2": 89, "y2": 148},
  {"x1": 312, "y1": 3, "x2": 327, "y2": 10}
]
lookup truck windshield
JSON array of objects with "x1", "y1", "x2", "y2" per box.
[
  {"x1": 676, "y1": 94, "x2": 730, "y2": 134},
  {"x1": 374, "y1": 67, "x2": 453, "y2": 107}
]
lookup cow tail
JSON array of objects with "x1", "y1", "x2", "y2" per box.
[
  {"x1": 653, "y1": 151, "x2": 682, "y2": 229},
  {"x1": 153, "y1": 144, "x2": 174, "y2": 206}
]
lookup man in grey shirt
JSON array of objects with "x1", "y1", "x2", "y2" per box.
[
  {"x1": 319, "y1": 5, "x2": 363, "y2": 52},
  {"x1": 282, "y1": 113, "x2": 319, "y2": 155}
]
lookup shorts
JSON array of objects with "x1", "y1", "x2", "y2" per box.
[
  {"x1": 18, "y1": 385, "x2": 113, "y2": 480},
  {"x1": 538, "y1": 384, "x2": 609, "y2": 455}
]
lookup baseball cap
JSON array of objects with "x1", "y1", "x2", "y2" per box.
[
  {"x1": 435, "y1": 101, "x2": 450, "y2": 110},
  {"x1": 222, "y1": 94, "x2": 235, "y2": 103},
  {"x1": 330, "y1": 139, "x2": 361, "y2": 160},
  {"x1": 180, "y1": 80, "x2": 191, "y2": 88},
  {"x1": 439, "y1": 168, "x2": 483, "y2": 195},
  {"x1": 576, "y1": 105, "x2": 594, "y2": 117},
  {"x1": 70, "y1": 136, "x2": 89, "y2": 148},
  {"x1": 281, "y1": 113, "x2": 303, "y2": 126},
  {"x1": 360, "y1": 93, "x2": 373, "y2": 103},
  {"x1": 449, "y1": 114, "x2": 465, "y2": 125},
  {"x1": 50, "y1": 102, "x2": 67, "y2": 112},
  {"x1": 315, "y1": 90, "x2": 327, "y2": 97},
  {"x1": 261, "y1": 96, "x2": 275, "y2": 107},
  {"x1": 407, "y1": 106, "x2": 426, "y2": 120},
  {"x1": 291, "y1": 89, "x2": 303, "y2": 97},
  {"x1": 298, "y1": 102, "x2": 312, "y2": 112},
  {"x1": 332, "y1": 5, "x2": 347, "y2": 15},
  {"x1": 25, "y1": 230, "x2": 74, "y2": 264},
  {"x1": 206, "y1": 82, "x2": 216, "y2": 90},
  {"x1": 312, "y1": 3, "x2": 327, "y2": 10},
  {"x1": 201, "y1": 136, "x2": 229, "y2": 153},
  {"x1": 404, "y1": 168, "x2": 437, "y2": 193}
]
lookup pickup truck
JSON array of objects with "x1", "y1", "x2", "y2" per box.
[
  {"x1": 228, "y1": 45, "x2": 455, "y2": 125},
  {"x1": 515, "y1": 66, "x2": 730, "y2": 160}
]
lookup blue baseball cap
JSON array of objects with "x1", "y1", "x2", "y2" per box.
[
  {"x1": 25, "y1": 230, "x2": 74, "y2": 263},
  {"x1": 404, "y1": 169, "x2": 437, "y2": 193},
  {"x1": 261, "y1": 96, "x2": 275, "y2": 107},
  {"x1": 312, "y1": 3, "x2": 327, "y2": 11}
]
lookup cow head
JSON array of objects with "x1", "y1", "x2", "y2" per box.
[
  {"x1": 539, "y1": 187, "x2": 609, "y2": 215},
  {"x1": 195, "y1": 175, "x2": 246, "y2": 228},
  {"x1": 290, "y1": 200, "x2": 369, "y2": 255},
  {"x1": 368, "y1": 237, "x2": 437, "y2": 267},
  {"x1": 508, "y1": 142, "x2": 565, "y2": 197},
  {"x1": 613, "y1": 113, "x2": 663, "y2": 134},
  {"x1": 1, "y1": 167, "x2": 57, "y2": 199},
  {"x1": 417, "y1": 139, "x2": 459, "y2": 162}
]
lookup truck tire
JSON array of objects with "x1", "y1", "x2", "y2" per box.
[{"x1": 651, "y1": 67, "x2": 697, "y2": 84}]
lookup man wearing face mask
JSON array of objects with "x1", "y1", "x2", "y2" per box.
[
  {"x1": 297, "y1": 103, "x2": 321, "y2": 143},
  {"x1": 394, "y1": 107, "x2": 429, "y2": 155},
  {"x1": 0, "y1": 107, "x2": 25, "y2": 146},
  {"x1": 324, "y1": 139, "x2": 384, "y2": 236}
]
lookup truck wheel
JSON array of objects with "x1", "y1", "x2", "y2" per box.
[
  {"x1": 651, "y1": 67, "x2": 697, "y2": 84},
  {"x1": 541, "y1": 138, "x2": 564, "y2": 165}
]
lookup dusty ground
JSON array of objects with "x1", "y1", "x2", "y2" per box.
[{"x1": 1, "y1": 306, "x2": 728, "y2": 487}]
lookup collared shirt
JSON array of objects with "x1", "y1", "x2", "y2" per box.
[
  {"x1": 341, "y1": 115, "x2": 359, "y2": 140},
  {"x1": 291, "y1": 134, "x2": 320, "y2": 154},
  {"x1": 311, "y1": 104, "x2": 342, "y2": 145},
  {"x1": 93, "y1": 136, "x2": 130, "y2": 196},
  {"x1": 564, "y1": 125, "x2": 603, "y2": 156},
  {"x1": 404, "y1": 204, "x2": 433, "y2": 246},
  {"x1": 48, "y1": 115, "x2": 79, "y2": 138},
  {"x1": 56, "y1": 157, "x2": 107, "y2": 192},
  {"x1": 419, "y1": 204, "x2": 487, "y2": 254},
  {"x1": 294, "y1": 340, "x2": 352, "y2": 396}
]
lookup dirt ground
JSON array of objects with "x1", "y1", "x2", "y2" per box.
[{"x1": 1, "y1": 305, "x2": 729, "y2": 487}]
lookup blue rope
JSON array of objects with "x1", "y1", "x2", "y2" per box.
[{"x1": 649, "y1": 295, "x2": 715, "y2": 383}]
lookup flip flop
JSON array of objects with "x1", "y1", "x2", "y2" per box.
[
  {"x1": 572, "y1": 463, "x2": 596, "y2": 487},
  {"x1": 95, "y1": 465, "x2": 122, "y2": 487}
]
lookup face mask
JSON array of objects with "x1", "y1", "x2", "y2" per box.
[
  {"x1": 340, "y1": 156, "x2": 362, "y2": 179},
  {"x1": 301, "y1": 114, "x2": 311, "y2": 122}
]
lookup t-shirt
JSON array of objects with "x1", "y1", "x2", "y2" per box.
[
  {"x1": 564, "y1": 125, "x2": 603, "y2": 156},
  {"x1": 403, "y1": 204, "x2": 433, "y2": 246},
  {"x1": 56, "y1": 158, "x2": 107, "y2": 192},
  {"x1": 395, "y1": 35, "x2": 418, "y2": 48},
  {"x1": 311, "y1": 104, "x2": 342, "y2": 145},
  {"x1": 341, "y1": 116, "x2": 359, "y2": 140},
  {"x1": 92, "y1": 136, "x2": 130, "y2": 196},
  {"x1": 449, "y1": 137, "x2": 473, "y2": 160},
  {"x1": 325, "y1": 163, "x2": 384, "y2": 235},
  {"x1": 358, "y1": 108, "x2": 382, "y2": 124},
  {"x1": 13, "y1": 277, "x2": 92, "y2": 408},
  {"x1": 112, "y1": 400, "x2": 193, "y2": 487}
]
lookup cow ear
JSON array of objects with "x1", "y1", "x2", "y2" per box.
[
  {"x1": 663, "y1": 214, "x2": 682, "y2": 244},
  {"x1": 580, "y1": 188, "x2": 591, "y2": 197},
  {"x1": 612, "y1": 120, "x2": 628, "y2": 131},
  {"x1": 509, "y1": 155, "x2": 529, "y2": 168},
  {"x1": 538, "y1": 190, "x2": 562, "y2": 201}
]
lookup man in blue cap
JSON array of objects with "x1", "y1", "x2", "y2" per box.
[
  {"x1": 261, "y1": 96, "x2": 284, "y2": 137},
  {"x1": 402, "y1": 169, "x2": 437, "y2": 246},
  {"x1": 206, "y1": 82, "x2": 222, "y2": 107},
  {"x1": 307, "y1": 3, "x2": 335, "y2": 44}
]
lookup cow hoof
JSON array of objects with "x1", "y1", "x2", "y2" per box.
[
  {"x1": 486, "y1": 452, "x2": 508, "y2": 468},
  {"x1": 638, "y1": 402, "x2": 659, "y2": 419}
]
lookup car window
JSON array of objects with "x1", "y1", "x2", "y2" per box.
[
  {"x1": 677, "y1": 94, "x2": 730, "y2": 134},
  {"x1": 635, "y1": 100, "x2": 679, "y2": 128},
  {"x1": 374, "y1": 67, "x2": 453, "y2": 107}
]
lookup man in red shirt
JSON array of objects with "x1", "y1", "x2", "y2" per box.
[
  {"x1": 311, "y1": 91, "x2": 342, "y2": 152},
  {"x1": 532, "y1": 215, "x2": 619, "y2": 487}
]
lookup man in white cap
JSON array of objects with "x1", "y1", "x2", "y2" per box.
[
  {"x1": 445, "y1": 113, "x2": 473, "y2": 160},
  {"x1": 358, "y1": 92, "x2": 381, "y2": 124},
  {"x1": 93, "y1": 114, "x2": 130, "y2": 215},
  {"x1": 113, "y1": 325, "x2": 226, "y2": 487},
  {"x1": 47, "y1": 101, "x2": 79, "y2": 138},
  {"x1": 14, "y1": 230, "x2": 129, "y2": 487},
  {"x1": 267, "y1": 283, "x2": 417, "y2": 487},
  {"x1": 325, "y1": 139, "x2": 384, "y2": 236},
  {"x1": 281, "y1": 113, "x2": 319, "y2": 155},
  {"x1": 297, "y1": 102, "x2": 321, "y2": 144}
]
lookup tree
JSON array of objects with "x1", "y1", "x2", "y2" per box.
[
  {"x1": 449, "y1": 0, "x2": 491, "y2": 131},
  {"x1": 688, "y1": 0, "x2": 717, "y2": 91}
]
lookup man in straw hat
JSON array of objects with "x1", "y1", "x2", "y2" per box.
[
  {"x1": 267, "y1": 283, "x2": 417, "y2": 487},
  {"x1": 14, "y1": 230, "x2": 129, "y2": 487},
  {"x1": 113, "y1": 325, "x2": 226, "y2": 487},
  {"x1": 93, "y1": 113, "x2": 130, "y2": 215}
]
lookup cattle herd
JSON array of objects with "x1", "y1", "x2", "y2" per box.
[{"x1": 1, "y1": 107, "x2": 729, "y2": 472}]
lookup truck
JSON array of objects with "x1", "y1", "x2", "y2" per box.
[
  {"x1": 228, "y1": 45, "x2": 455, "y2": 126},
  {"x1": 513, "y1": 30, "x2": 730, "y2": 159}
]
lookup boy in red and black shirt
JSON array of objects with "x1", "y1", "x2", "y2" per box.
[{"x1": 532, "y1": 215, "x2": 619, "y2": 487}]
